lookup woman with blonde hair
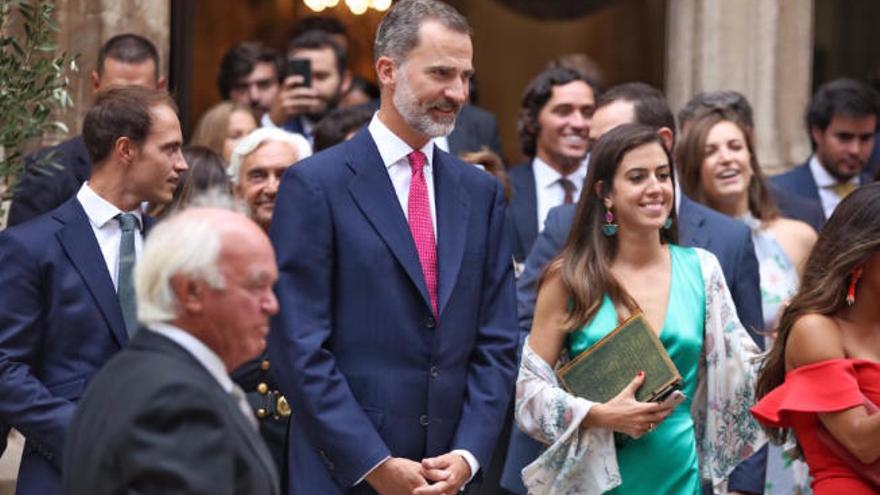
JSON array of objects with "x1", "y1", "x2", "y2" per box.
[{"x1": 190, "y1": 101, "x2": 257, "y2": 161}]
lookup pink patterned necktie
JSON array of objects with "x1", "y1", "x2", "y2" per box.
[{"x1": 407, "y1": 150, "x2": 438, "y2": 318}]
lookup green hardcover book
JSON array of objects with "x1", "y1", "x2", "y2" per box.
[{"x1": 556, "y1": 313, "x2": 681, "y2": 404}]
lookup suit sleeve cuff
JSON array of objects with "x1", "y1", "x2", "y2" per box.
[
  {"x1": 451, "y1": 449, "x2": 479, "y2": 485},
  {"x1": 354, "y1": 455, "x2": 391, "y2": 487}
]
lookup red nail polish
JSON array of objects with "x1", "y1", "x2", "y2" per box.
[{"x1": 637, "y1": 371, "x2": 644, "y2": 378}]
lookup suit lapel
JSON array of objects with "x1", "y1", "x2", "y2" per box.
[
  {"x1": 508, "y1": 163, "x2": 539, "y2": 256},
  {"x1": 796, "y1": 163, "x2": 822, "y2": 204},
  {"x1": 433, "y1": 150, "x2": 470, "y2": 318},
  {"x1": 54, "y1": 199, "x2": 128, "y2": 347},
  {"x1": 220, "y1": 391, "x2": 281, "y2": 494},
  {"x1": 346, "y1": 130, "x2": 434, "y2": 312},
  {"x1": 677, "y1": 196, "x2": 709, "y2": 250},
  {"x1": 135, "y1": 331, "x2": 280, "y2": 494}
]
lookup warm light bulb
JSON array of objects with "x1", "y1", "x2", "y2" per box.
[
  {"x1": 370, "y1": 0, "x2": 391, "y2": 11},
  {"x1": 346, "y1": 0, "x2": 369, "y2": 15},
  {"x1": 325, "y1": 0, "x2": 340, "y2": 7},
  {"x1": 304, "y1": 0, "x2": 326, "y2": 12}
]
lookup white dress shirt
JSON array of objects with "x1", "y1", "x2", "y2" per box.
[
  {"x1": 809, "y1": 154, "x2": 860, "y2": 218},
  {"x1": 532, "y1": 156, "x2": 588, "y2": 231},
  {"x1": 360, "y1": 113, "x2": 479, "y2": 486},
  {"x1": 76, "y1": 183, "x2": 144, "y2": 290},
  {"x1": 367, "y1": 113, "x2": 439, "y2": 233},
  {"x1": 148, "y1": 322, "x2": 257, "y2": 430}
]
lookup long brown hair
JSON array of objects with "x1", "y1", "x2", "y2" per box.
[
  {"x1": 546, "y1": 123, "x2": 677, "y2": 332},
  {"x1": 755, "y1": 183, "x2": 880, "y2": 444},
  {"x1": 675, "y1": 112, "x2": 779, "y2": 221}
]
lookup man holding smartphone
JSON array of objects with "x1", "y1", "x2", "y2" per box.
[{"x1": 264, "y1": 30, "x2": 352, "y2": 144}]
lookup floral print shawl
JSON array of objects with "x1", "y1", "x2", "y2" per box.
[{"x1": 515, "y1": 248, "x2": 765, "y2": 495}]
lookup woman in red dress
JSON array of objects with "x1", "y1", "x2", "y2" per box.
[{"x1": 753, "y1": 183, "x2": 880, "y2": 494}]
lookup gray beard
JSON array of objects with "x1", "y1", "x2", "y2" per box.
[{"x1": 393, "y1": 79, "x2": 457, "y2": 138}]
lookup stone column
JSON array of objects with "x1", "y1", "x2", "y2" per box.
[
  {"x1": 666, "y1": 0, "x2": 813, "y2": 172},
  {"x1": 54, "y1": 0, "x2": 170, "y2": 136}
]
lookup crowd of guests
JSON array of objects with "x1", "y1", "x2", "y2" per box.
[{"x1": 1, "y1": 0, "x2": 880, "y2": 494}]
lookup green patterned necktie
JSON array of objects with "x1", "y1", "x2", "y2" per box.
[{"x1": 116, "y1": 213, "x2": 138, "y2": 337}]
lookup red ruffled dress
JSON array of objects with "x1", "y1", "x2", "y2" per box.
[{"x1": 752, "y1": 359, "x2": 880, "y2": 494}]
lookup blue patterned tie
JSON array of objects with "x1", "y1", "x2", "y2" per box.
[{"x1": 116, "y1": 213, "x2": 138, "y2": 337}]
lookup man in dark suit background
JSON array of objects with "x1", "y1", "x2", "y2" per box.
[
  {"x1": 477, "y1": 66, "x2": 597, "y2": 495},
  {"x1": 64, "y1": 207, "x2": 280, "y2": 494},
  {"x1": 447, "y1": 104, "x2": 504, "y2": 158},
  {"x1": 677, "y1": 90, "x2": 826, "y2": 232},
  {"x1": 267, "y1": 1, "x2": 518, "y2": 493},
  {"x1": 501, "y1": 82, "x2": 767, "y2": 495},
  {"x1": 0, "y1": 87, "x2": 186, "y2": 494},
  {"x1": 7, "y1": 33, "x2": 165, "y2": 227},
  {"x1": 506, "y1": 66, "x2": 596, "y2": 268},
  {"x1": 771, "y1": 78, "x2": 879, "y2": 219}
]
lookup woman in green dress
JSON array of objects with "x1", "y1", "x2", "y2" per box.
[{"x1": 515, "y1": 124, "x2": 764, "y2": 494}]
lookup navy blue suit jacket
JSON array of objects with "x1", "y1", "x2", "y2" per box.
[
  {"x1": 769, "y1": 184, "x2": 825, "y2": 232},
  {"x1": 506, "y1": 161, "x2": 538, "y2": 264},
  {"x1": 8, "y1": 136, "x2": 92, "y2": 227},
  {"x1": 500, "y1": 195, "x2": 765, "y2": 494},
  {"x1": 267, "y1": 128, "x2": 519, "y2": 494},
  {"x1": 770, "y1": 159, "x2": 875, "y2": 223},
  {"x1": 770, "y1": 161, "x2": 822, "y2": 210},
  {"x1": 0, "y1": 198, "x2": 152, "y2": 494}
]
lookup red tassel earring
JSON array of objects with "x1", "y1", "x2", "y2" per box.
[{"x1": 846, "y1": 267, "x2": 864, "y2": 306}]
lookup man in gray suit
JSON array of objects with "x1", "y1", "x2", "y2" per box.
[{"x1": 63, "y1": 207, "x2": 280, "y2": 494}]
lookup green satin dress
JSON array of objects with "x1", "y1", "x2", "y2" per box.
[{"x1": 567, "y1": 244, "x2": 705, "y2": 495}]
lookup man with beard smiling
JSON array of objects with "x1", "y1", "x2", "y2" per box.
[
  {"x1": 506, "y1": 66, "x2": 597, "y2": 268},
  {"x1": 267, "y1": 1, "x2": 518, "y2": 494},
  {"x1": 268, "y1": 30, "x2": 352, "y2": 145}
]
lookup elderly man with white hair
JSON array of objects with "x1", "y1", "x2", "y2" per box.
[
  {"x1": 228, "y1": 127, "x2": 311, "y2": 231},
  {"x1": 63, "y1": 207, "x2": 281, "y2": 494},
  {"x1": 227, "y1": 127, "x2": 309, "y2": 472}
]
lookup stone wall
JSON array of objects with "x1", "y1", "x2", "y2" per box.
[
  {"x1": 666, "y1": 0, "x2": 814, "y2": 172},
  {"x1": 54, "y1": 0, "x2": 170, "y2": 138}
]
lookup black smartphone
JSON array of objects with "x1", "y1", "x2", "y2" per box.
[{"x1": 287, "y1": 58, "x2": 311, "y2": 88}]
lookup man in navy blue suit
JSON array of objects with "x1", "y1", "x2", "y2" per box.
[
  {"x1": 267, "y1": 1, "x2": 518, "y2": 494},
  {"x1": 0, "y1": 87, "x2": 186, "y2": 494},
  {"x1": 771, "y1": 78, "x2": 879, "y2": 220},
  {"x1": 7, "y1": 33, "x2": 165, "y2": 227},
  {"x1": 506, "y1": 67, "x2": 597, "y2": 267},
  {"x1": 501, "y1": 83, "x2": 767, "y2": 495}
]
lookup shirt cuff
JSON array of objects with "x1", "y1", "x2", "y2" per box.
[
  {"x1": 451, "y1": 449, "x2": 480, "y2": 484},
  {"x1": 354, "y1": 455, "x2": 391, "y2": 487}
]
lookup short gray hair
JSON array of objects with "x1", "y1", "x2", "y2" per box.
[
  {"x1": 227, "y1": 127, "x2": 312, "y2": 184},
  {"x1": 374, "y1": 0, "x2": 470, "y2": 64},
  {"x1": 136, "y1": 209, "x2": 231, "y2": 324}
]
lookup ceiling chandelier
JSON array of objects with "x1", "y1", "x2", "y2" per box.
[{"x1": 303, "y1": 0, "x2": 393, "y2": 15}]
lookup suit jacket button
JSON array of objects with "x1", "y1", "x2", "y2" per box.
[
  {"x1": 430, "y1": 366, "x2": 439, "y2": 378},
  {"x1": 260, "y1": 359, "x2": 270, "y2": 371},
  {"x1": 256, "y1": 382, "x2": 269, "y2": 395},
  {"x1": 256, "y1": 408, "x2": 268, "y2": 418},
  {"x1": 424, "y1": 316, "x2": 435, "y2": 328},
  {"x1": 419, "y1": 414, "x2": 430, "y2": 427}
]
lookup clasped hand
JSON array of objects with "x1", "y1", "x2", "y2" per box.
[
  {"x1": 585, "y1": 371, "x2": 677, "y2": 439},
  {"x1": 366, "y1": 453, "x2": 471, "y2": 495}
]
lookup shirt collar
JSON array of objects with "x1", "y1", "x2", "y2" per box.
[
  {"x1": 532, "y1": 156, "x2": 588, "y2": 191},
  {"x1": 809, "y1": 154, "x2": 859, "y2": 188},
  {"x1": 147, "y1": 322, "x2": 234, "y2": 393},
  {"x1": 76, "y1": 182, "x2": 143, "y2": 231},
  {"x1": 367, "y1": 113, "x2": 435, "y2": 170}
]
